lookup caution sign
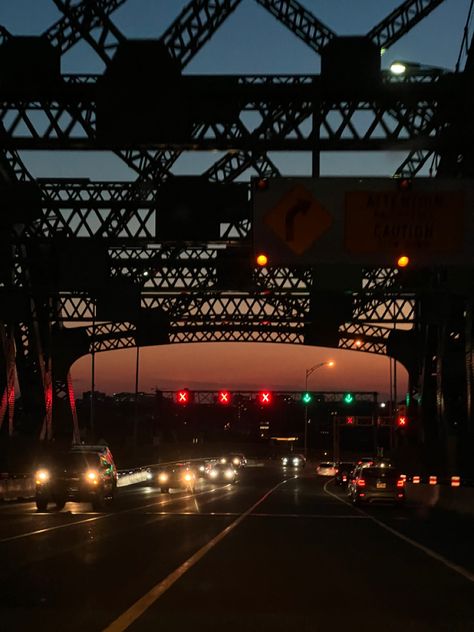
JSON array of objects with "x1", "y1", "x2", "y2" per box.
[
  {"x1": 263, "y1": 185, "x2": 332, "y2": 255},
  {"x1": 344, "y1": 190, "x2": 465, "y2": 254}
]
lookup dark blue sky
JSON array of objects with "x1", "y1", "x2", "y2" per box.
[{"x1": 1, "y1": 1, "x2": 469, "y2": 396}]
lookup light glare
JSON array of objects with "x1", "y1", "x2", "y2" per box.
[{"x1": 390, "y1": 62, "x2": 406, "y2": 75}]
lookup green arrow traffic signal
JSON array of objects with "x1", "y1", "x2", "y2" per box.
[
  {"x1": 302, "y1": 392, "x2": 312, "y2": 405},
  {"x1": 343, "y1": 392, "x2": 354, "y2": 404}
]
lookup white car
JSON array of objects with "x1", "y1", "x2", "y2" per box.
[{"x1": 316, "y1": 461, "x2": 338, "y2": 476}]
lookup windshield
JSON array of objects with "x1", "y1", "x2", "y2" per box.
[{"x1": 51, "y1": 453, "x2": 101, "y2": 471}]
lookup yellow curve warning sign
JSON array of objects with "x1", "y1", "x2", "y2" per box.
[{"x1": 264, "y1": 185, "x2": 333, "y2": 255}]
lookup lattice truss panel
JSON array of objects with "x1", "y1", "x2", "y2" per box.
[
  {"x1": 56, "y1": 252, "x2": 414, "y2": 354},
  {"x1": 0, "y1": 78, "x2": 446, "y2": 151}
]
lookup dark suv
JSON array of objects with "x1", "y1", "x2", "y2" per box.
[
  {"x1": 335, "y1": 462, "x2": 355, "y2": 487},
  {"x1": 35, "y1": 446, "x2": 118, "y2": 512},
  {"x1": 348, "y1": 465, "x2": 405, "y2": 506}
]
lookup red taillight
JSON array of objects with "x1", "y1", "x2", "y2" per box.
[
  {"x1": 356, "y1": 478, "x2": 366, "y2": 487},
  {"x1": 342, "y1": 475, "x2": 347, "y2": 481},
  {"x1": 396, "y1": 479, "x2": 404, "y2": 488}
]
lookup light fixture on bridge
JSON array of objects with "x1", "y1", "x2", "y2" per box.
[
  {"x1": 389, "y1": 61, "x2": 407, "y2": 75},
  {"x1": 397, "y1": 255, "x2": 410, "y2": 268},
  {"x1": 256, "y1": 253, "x2": 268, "y2": 267}
]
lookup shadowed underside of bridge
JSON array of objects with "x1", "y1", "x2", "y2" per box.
[{"x1": 0, "y1": 0, "x2": 473, "y2": 471}]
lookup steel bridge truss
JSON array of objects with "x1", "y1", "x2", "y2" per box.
[{"x1": 1, "y1": 0, "x2": 469, "y2": 442}]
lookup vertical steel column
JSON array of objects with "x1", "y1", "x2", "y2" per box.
[{"x1": 466, "y1": 300, "x2": 474, "y2": 430}]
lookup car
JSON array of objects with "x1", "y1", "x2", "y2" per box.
[
  {"x1": 191, "y1": 459, "x2": 215, "y2": 478},
  {"x1": 347, "y1": 462, "x2": 371, "y2": 490},
  {"x1": 348, "y1": 465, "x2": 405, "y2": 505},
  {"x1": 34, "y1": 445, "x2": 118, "y2": 512},
  {"x1": 281, "y1": 454, "x2": 306, "y2": 468},
  {"x1": 206, "y1": 463, "x2": 238, "y2": 484},
  {"x1": 227, "y1": 453, "x2": 247, "y2": 468},
  {"x1": 218, "y1": 454, "x2": 247, "y2": 467},
  {"x1": 156, "y1": 463, "x2": 196, "y2": 493},
  {"x1": 335, "y1": 461, "x2": 355, "y2": 486},
  {"x1": 357, "y1": 456, "x2": 375, "y2": 466},
  {"x1": 316, "y1": 461, "x2": 338, "y2": 476}
]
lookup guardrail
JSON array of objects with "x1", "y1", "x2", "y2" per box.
[{"x1": 0, "y1": 473, "x2": 35, "y2": 501}]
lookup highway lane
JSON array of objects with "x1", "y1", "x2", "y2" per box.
[{"x1": 1, "y1": 465, "x2": 474, "y2": 631}]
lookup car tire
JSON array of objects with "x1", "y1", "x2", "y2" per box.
[
  {"x1": 36, "y1": 498, "x2": 48, "y2": 512},
  {"x1": 54, "y1": 497, "x2": 66, "y2": 510},
  {"x1": 92, "y1": 492, "x2": 106, "y2": 512},
  {"x1": 160, "y1": 487, "x2": 170, "y2": 494},
  {"x1": 109, "y1": 482, "x2": 117, "y2": 500}
]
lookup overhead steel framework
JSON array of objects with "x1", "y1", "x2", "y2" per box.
[{"x1": 0, "y1": 0, "x2": 472, "y2": 471}]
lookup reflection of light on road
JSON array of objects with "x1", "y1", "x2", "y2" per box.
[{"x1": 193, "y1": 496, "x2": 200, "y2": 512}]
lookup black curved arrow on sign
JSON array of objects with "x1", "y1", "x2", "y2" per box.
[{"x1": 285, "y1": 198, "x2": 311, "y2": 242}]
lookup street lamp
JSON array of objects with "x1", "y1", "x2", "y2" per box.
[
  {"x1": 389, "y1": 61, "x2": 407, "y2": 75},
  {"x1": 388, "y1": 60, "x2": 448, "y2": 80},
  {"x1": 304, "y1": 361, "x2": 334, "y2": 458}
]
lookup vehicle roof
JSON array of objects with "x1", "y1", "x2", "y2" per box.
[{"x1": 70, "y1": 444, "x2": 111, "y2": 453}]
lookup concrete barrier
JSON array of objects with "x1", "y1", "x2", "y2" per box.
[
  {"x1": 0, "y1": 475, "x2": 35, "y2": 501},
  {"x1": 406, "y1": 483, "x2": 474, "y2": 516},
  {"x1": 117, "y1": 469, "x2": 152, "y2": 487}
]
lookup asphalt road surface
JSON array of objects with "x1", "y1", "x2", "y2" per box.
[{"x1": 1, "y1": 463, "x2": 474, "y2": 631}]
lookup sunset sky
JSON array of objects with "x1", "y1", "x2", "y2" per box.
[{"x1": 1, "y1": 0, "x2": 469, "y2": 398}]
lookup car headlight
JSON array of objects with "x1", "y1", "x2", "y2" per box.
[
  {"x1": 209, "y1": 470, "x2": 218, "y2": 479},
  {"x1": 199, "y1": 465, "x2": 205, "y2": 472},
  {"x1": 232, "y1": 458, "x2": 240, "y2": 466},
  {"x1": 158, "y1": 473, "x2": 169, "y2": 483},
  {"x1": 282, "y1": 458, "x2": 288, "y2": 465},
  {"x1": 35, "y1": 469, "x2": 50, "y2": 484},
  {"x1": 85, "y1": 469, "x2": 99, "y2": 484},
  {"x1": 225, "y1": 469, "x2": 234, "y2": 479},
  {"x1": 220, "y1": 458, "x2": 226, "y2": 464},
  {"x1": 293, "y1": 458, "x2": 300, "y2": 465},
  {"x1": 184, "y1": 473, "x2": 193, "y2": 482}
]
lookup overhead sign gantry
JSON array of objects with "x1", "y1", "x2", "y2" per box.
[{"x1": 253, "y1": 177, "x2": 474, "y2": 267}]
